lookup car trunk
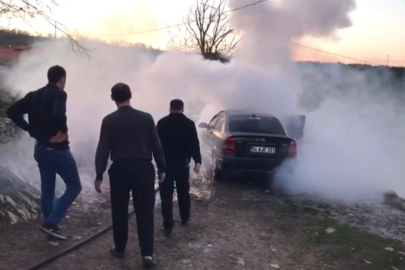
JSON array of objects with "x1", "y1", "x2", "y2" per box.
[{"x1": 231, "y1": 132, "x2": 293, "y2": 160}]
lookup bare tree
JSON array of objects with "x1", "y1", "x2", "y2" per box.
[
  {"x1": 169, "y1": 0, "x2": 239, "y2": 62},
  {"x1": 166, "y1": 23, "x2": 195, "y2": 53},
  {"x1": 0, "y1": 0, "x2": 89, "y2": 57}
]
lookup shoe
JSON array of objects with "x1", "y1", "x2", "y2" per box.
[
  {"x1": 40, "y1": 223, "x2": 68, "y2": 241},
  {"x1": 181, "y1": 220, "x2": 189, "y2": 226},
  {"x1": 110, "y1": 247, "x2": 125, "y2": 259},
  {"x1": 142, "y1": 256, "x2": 156, "y2": 268},
  {"x1": 164, "y1": 229, "x2": 172, "y2": 238}
]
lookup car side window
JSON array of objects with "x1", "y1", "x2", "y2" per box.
[
  {"x1": 209, "y1": 115, "x2": 220, "y2": 129},
  {"x1": 220, "y1": 119, "x2": 226, "y2": 131},
  {"x1": 215, "y1": 117, "x2": 225, "y2": 131}
]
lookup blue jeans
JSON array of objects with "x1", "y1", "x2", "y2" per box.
[{"x1": 34, "y1": 145, "x2": 82, "y2": 226}]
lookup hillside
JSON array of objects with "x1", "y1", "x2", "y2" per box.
[
  {"x1": 0, "y1": 30, "x2": 48, "y2": 46},
  {"x1": 297, "y1": 61, "x2": 405, "y2": 83}
]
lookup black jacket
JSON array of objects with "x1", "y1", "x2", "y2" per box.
[
  {"x1": 95, "y1": 106, "x2": 165, "y2": 180},
  {"x1": 6, "y1": 84, "x2": 69, "y2": 150},
  {"x1": 157, "y1": 113, "x2": 201, "y2": 170}
]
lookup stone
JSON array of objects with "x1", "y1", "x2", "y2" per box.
[
  {"x1": 237, "y1": 258, "x2": 245, "y2": 266},
  {"x1": 7, "y1": 211, "x2": 18, "y2": 224}
]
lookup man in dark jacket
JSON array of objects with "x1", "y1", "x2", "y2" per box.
[
  {"x1": 94, "y1": 83, "x2": 165, "y2": 268},
  {"x1": 157, "y1": 99, "x2": 201, "y2": 237},
  {"x1": 6, "y1": 65, "x2": 82, "y2": 240}
]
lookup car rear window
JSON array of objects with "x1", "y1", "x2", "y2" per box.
[{"x1": 228, "y1": 116, "x2": 286, "y2": 135}]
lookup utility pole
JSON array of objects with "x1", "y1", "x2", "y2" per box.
[
  {"x1": 387, "y1": 54, "x2": 389, "y2": 66},
  {"x1": 54, "y1": 22, "x2": 57, "y2": 39}
]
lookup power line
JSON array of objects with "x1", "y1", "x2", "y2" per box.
[
  {"x1": 207, "y1": 0, "x2": 269, "y2": 12},
  {"x1": 226, "y1": 0, "x2": 269, "y2": 13},
  {"x1": 102, "y1": 0, "x2": 270, "y2": 37},
  {"x1": 288, "y1": 41, "x2": 379, "y2": 66},
  {"x1": 102, "y1": 23, "x2": 187, "y2": 37},
  {"x1": 99, "y1": 0, "x2": 383, "y2": 66}
]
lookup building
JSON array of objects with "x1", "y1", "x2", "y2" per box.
[{"x1": 0, "y1": 45, "x2": 29, "y2": 64}]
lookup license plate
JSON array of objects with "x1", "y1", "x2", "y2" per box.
[{"x1": 250, "y1": 146, "x2": 276, "y2": 154}]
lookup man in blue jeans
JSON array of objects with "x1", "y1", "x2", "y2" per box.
[{"x1": 6, "y1": 65, "x2": 82, "y2": 240}]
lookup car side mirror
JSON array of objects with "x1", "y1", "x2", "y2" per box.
[{"x1": 198, "y1": 122, "x2": 209, "y2": 129}]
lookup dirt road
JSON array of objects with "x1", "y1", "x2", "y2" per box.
[{"x1": 1, "y1": 177, "x2": 404, "y2": 270}]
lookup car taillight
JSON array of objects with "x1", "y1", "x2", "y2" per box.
[
  {"x1": 288, "y1": 140, "x2": 297, "y2": 157},
  {"x1": 223, "y1": 137, "x2": 236, "y2": 154}
]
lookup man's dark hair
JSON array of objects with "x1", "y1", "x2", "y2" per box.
[
  {"x1": 111, "y1": 83, "x2": 132, "y2": 103},
  {"x1": 170, "y1": 99, "x2": 184, "y2": 111},
  {"x1": 47, "y1": 65, "x2": 66, "y2": 84}
]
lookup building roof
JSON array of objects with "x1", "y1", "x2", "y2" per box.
[{"x1": 0, "y1": 45, "x2": 29, "y2": 63}]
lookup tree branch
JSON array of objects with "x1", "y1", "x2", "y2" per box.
[
  {"x1": 0, "y1": 0, "x2": 90, "y2": 57},
  {"x1": 168, "y1": 0, "x2": 239, "y2": 59}
]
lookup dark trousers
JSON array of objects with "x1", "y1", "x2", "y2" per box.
[
  {"x1": 108, "y1": 160, "x2": 155, "y2": 257},
  {"x1": 159, "y1": 168, "x2": 190, "y2": 230},
  {"x1": 34, "y1": 145, "x2": 82, "y2": 226}
]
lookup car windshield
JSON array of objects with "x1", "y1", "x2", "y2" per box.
[{"x1": 229, "y1": 116, "x2": 286, "y2": 135}]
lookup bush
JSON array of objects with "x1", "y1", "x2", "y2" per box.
[{"x1": 0, "y1": 88, "x2": 14, "y2": 118}]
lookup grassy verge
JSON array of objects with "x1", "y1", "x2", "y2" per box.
[
  {"x1": 0, "y1": 89, "x2": 11, "y2": 117},
  {"x1": 302, "y1": 217, "x2": 404, "y2": 270},
  {"x1": 0, "y1": 87, "x2": 18, "y2": 117}
]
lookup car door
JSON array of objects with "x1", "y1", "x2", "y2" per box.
[
  {"x1": 203, "y1": 114, "x2": 220, "y2": 160},
  {"x1": 211, "y1": 115, "x2": 226, "y2": 158}
]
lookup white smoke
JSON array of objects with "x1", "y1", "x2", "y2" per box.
[
  {"x1": 2, "y1": 43, "x2": 298, "y2": 161},
  {"x1": 279, "y1": 63, "x2": 405, "y2": 200},
  {"x1": 1, "y1": 0, "x2": 404, "y2": 201},
  {"x1": 227, "y1": 0, "x2": 403, "y2": 200},
  {"x1": 228, "y1": 0, "x2": 356, "y2": 68}
]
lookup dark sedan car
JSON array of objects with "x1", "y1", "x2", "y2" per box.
[{"x1": 198, "y1": 110, "x2": 305, "y2": 181}]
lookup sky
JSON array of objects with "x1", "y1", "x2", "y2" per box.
[
  {"x1": 302, "y1": 0, "x2": 405, "y2": 66},
  {"x1": 2, "y1": 0, "x2": 405, "y2": 66}
]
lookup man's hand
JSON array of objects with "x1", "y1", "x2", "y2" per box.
[
  {"x1": 158, "y1": 172, "x2": 166, "y2": 183},
  {"x1": 194, "y1": 163, "x2": 201, "y2": 174},
  {"x1": 95, "y1": 180, "x2": 102, "y2": 193},
  {"x1": 50, "y1": 131, "x2": 68, "y2": 143}
]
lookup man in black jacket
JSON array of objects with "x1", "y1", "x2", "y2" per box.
[
  {"x1": 157, "y1": 99, "x2": 201, "y2": 237},
  {"x1": 94, "y1": 83, "x2": 165, "y2": 268},
  {"x1": 6, "y1": 66, "x2": 81, "y2": 240}
]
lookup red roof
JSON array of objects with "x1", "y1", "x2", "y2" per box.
[{"x1": 0, "y1": 45, "x2": 29, "y2": 63}]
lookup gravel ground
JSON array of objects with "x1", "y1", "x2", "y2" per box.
[
  {"x1": 0, "y1": 190, "x2": 112, "y2": 269},
  {"x1": 1, "y1": 176, "x2": 405, "y2": 270},
  {"x1": 290, "y1": 193, "x2": 405, "y2": 243}
]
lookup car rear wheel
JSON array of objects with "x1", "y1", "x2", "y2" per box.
[{"x1": 212, "y1": 156, "x2": 225, "y2": 182}]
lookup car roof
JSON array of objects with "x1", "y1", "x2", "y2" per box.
[{"x1": 219, "y1": 110, "x2": 277, "y2": 119}]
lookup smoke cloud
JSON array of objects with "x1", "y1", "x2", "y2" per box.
[
  {"x1": 228, "y1": 0, "x2": 356, "y2": 68},
  {"x1": 1, "y1": 0, "x2": 404, "y2": 201},
  {"x1": 278, "y1": 63, "x2": 405, "y2": 200}
]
